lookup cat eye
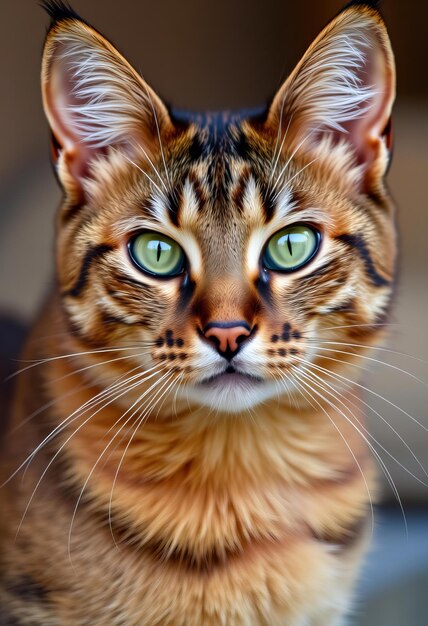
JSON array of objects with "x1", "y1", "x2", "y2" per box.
[
  {"x1": 262, "y1": 224, "x2": 320, "y2": 272},
  {"x1": 128, "y1": 232, "x2": 185, "y2": 277}
]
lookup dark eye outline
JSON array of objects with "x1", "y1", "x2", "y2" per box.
[
  {"x1": 261, "y1": 223, "x2": 322, "y2": 272},
  {"x1": 128, "y1": 230, "x2": 187, "y2": 279}
]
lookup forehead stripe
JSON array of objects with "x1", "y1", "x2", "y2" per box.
[
  {"x1": 232, "y1": 169, "x2": 251, "y2": 213},
  {"x1": 259, "y1": 182, "x2": 277, "y2": 222},
  {"x1": 166, "y1": 189, "x2": 181, "y2": 227}
]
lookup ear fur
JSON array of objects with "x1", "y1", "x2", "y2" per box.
[
  {"x1": 41, "y1": 2, "x2": 173, "y2": 202},
  {"x1": 266, "y1": 3, "x2": 396, "y2": 193}
]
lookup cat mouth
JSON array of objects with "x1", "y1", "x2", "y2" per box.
[
  {"x1": 185, "y1": 367, "x2": 273, "y2": 412},
  {"x1": 199, "y1": 367, "x2": 263, "y2": 387}
]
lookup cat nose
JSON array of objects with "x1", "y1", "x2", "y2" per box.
[{"x1": 203, "y1": 321, "x2": 252, "y2": 360}]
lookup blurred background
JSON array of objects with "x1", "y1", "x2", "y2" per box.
[{"x1": 0, "y1": 1, "x2": 427, "y2": 624}]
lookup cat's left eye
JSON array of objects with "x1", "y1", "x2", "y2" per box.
[
  {"x1": 128, "y1": 232, "x2": 185, "y2": 277},
  {"x1": 262, "y1": 224, "x2": 320, "y2": 272}
]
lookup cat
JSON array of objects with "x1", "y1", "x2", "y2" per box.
[{"x1": 0, "y1": 1, "x2": 396, "y2": 624}]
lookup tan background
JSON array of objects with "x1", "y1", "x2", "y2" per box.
[{"x1": 1, "y1": 0, "x2": 427, "y2": 501}]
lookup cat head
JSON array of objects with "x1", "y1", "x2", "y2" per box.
[{"x1": 41, "y1": 1, "x2": 396, "y2": 413}]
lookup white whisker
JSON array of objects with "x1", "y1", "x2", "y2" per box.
[
  {"x1": 135, "y1": 140, "x2": 169, "y2": 195},
  {"x1": 142, "y1": 83, "x2": 175, "y2": 200},
  {"x1": 298, "y1": 361, "x2": 428, "y2": 486},
  {"x1": 111, "y1": 147, "x2": 168, "y2": 201},
  {"x1": 4, "y1": 363, "x2": 161, "y2": 489},
  {"x1": 269, "y1": 112, "x2": 293, "y2": 186},
  {"x1": 308, "y1": 345, "x2": 428, "y2": 388},
  {"x1": 272, "y1": 157, "x2": 320, "y2": 203},
  {"x1": 106, "y1": 371, "x2": 180, "y2": 547},
  {"x1": 296, "y1": 354, "x2": 428, "y2": 434},
  {"x1": 15, "y1": 364, "x2": 166, "y2": 540},
  {"x1": 294, "y1": 369, "x2": 407, "y2": 534},
  {"x1": 316, "y1": 323, "x2": 399, "y2": 332},
  {"x1": 67, "y1": 369, "x2": 172, "y2": 558},
  {"x1": 7, "y1": 344, "x2": 153, "y2": 381},
  {"x1": 289, "y1": 373, "x2": 375, "y2": 536},
  {"x1": 12, "y1": 352, "x2": 153, "y2": 433},
  {"x1": 293, "y1": 367, "x2": 408, "y2": 535},
  {"x1": 312, "y1": 339, "x2": 428, "y2": 367},
  {"x1": 270, "y1": 130, "x2": 315, "y2": 194}
]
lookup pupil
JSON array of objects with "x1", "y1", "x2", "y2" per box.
[
  {"x1": 286, "y1": 235, "x2": 293, "y2": 256},
  {"x1": 156, "y1": 242, "x2": 162, "y2": 262}
]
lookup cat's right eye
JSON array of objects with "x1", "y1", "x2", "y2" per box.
[{"x1": 128, "y1": 232, "x2": 186, "y2": 278}]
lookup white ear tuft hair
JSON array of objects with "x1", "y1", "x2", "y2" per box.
[
  {"x1": 42, "y1": 17, "x2": 172, "y2": 197},
  {"x1": 267, "y1": 5, "x2": 395, "y2": 192},
  {"x1": 286, "y1": 28, "x2": 377, "y2": 133}
]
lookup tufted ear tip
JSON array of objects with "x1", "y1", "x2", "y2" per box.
[
  {"x1": 40, "y1": 0, "x2": 85, "y2": 29},
  {"x1": 266, "y1": 3, "x2": 395, "y2": 194},
  {"x1": 41, "y1": 1, "x2": 80, "y2": 21},
  {"x1": 342, "y1": 0, "x2": 381, "y2": 12},
  {"x1": 41, "y1": 10, "x2": 173, "y2": 202}
]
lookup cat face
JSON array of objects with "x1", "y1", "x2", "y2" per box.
[{"x1": 42, "y1": 2, "x2": 396, "y2": 413}]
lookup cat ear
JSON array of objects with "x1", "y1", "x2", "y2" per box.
[
  {"x1": 266, "y1": 3, "x2": 395, "y2": 193},
  {"x1": 41, "y1": 5, "x2": 173, "y2": 202}
]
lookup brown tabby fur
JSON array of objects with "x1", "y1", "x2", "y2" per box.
[{"x1": 0, "y1": 2, "x2": 396, "y2": 624}]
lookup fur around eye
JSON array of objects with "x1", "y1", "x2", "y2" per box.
[{"x1": 262, "y1": 224, "x2": 321, "y2": 272}]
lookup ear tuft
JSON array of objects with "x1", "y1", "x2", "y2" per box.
[
  {"x1": 41, "y1": 13, "x2": 173, "y2": 201},
  {"x1": 266, "y1": 4, "x2": 395, "y2": 193},
  {"x1": 40, "y1": 1, "x2": 83, "y2": 27},
  {"x1": 342, "y1": 0, "x2": 381, "y2": 11}
]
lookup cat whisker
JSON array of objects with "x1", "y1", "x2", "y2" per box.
[
  {"x1": 23, "y1": 333, "x2": 155, "y2": 351},
  {"x1": 4, "y1": 363, "x2": 162, "y2": 489},
  {"x1": 298, "y1": 361, "x2": 428, "y2": 486},
  {"x1": 67, "y1": 369, "x2": 174, "y2": 559},
  {"x1": 152, "y1": 372, "x2": 184, "y2": 421},
  {"x1": 270, "y1": 130, "x2": 315, "y2": 195},
  {"x1": 316, "y1": 322, "x2": 400, "y2": 332},
  {"x1": 106, "y1": 371, "x2": 181, "y2": 549},
  {"x1": 273, "y1": 368, "x2": 296, "y2": 408},
  {"x1": 172, "y1": 371, "x2": 185, "y2": 419},
  {"x1": 24, "y1": 363, "x2": 163, "y2": 466},
  {"x1": 19, "y1": 365, "x2": 155, "y2": 465},
  {"x1": 135, "y1": 140, "x2": 169, "y2": 195},
  {"x1": 7, "y1": 344, "x2": 154, "y2": 381},
  {"x1": 142, "y1": 82, "x2": 175, "y2": 200},
  {"x1": 289, "y1": 373, "x2": 376, "y2": 537},
  {"x1": 295, "y1": 353, "x2": 428, "y2": 433},
  {"x1": 270, "y1": 95, "x2": 287, "y2": 175},
  {"x1": 12, "y1": 352, "x2": 153, "y2": 433},
  {"x1": 293, "y1": 367, "x2": 408, "y2": 535},
  {"x1": 307, "y1": 345, "x2": 428, "y2": 388},
  {"x1": 269, "y1": 112, "x2": 293, "y2": 188},
  {"x1": 15, "y1": 364, "x2": 168, "y2": 541},
  {"x1": 309, "y1": 339, "x2": 428, "y2": 367},
  {"x1": 272, "y1": 156, "x2": 321, "y2": 203},
  {"x1": 111, "y1": 147, "x2": 169, "y2": 201},
  {"x1": 294, "y1": 368, "x2": 409, "y2": 536},
  {"x1": 95, "y1": 370, "x2": 184, "y2": 480}
]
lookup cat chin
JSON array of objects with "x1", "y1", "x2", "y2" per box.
[{"x1": 182, "y1": 374, "x2": 279, "y2": 414}]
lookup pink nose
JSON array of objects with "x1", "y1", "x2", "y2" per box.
[{"x1": 204, "y1": 321, "x2": 251, "y2": 357}]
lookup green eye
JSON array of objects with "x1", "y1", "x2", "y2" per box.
[
  {"x1": 129, "y1": 232, "x2": 185, "y2": 277},
  {"x1": 263, "y1": 224, "x2": 320, "y2": 272}
]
